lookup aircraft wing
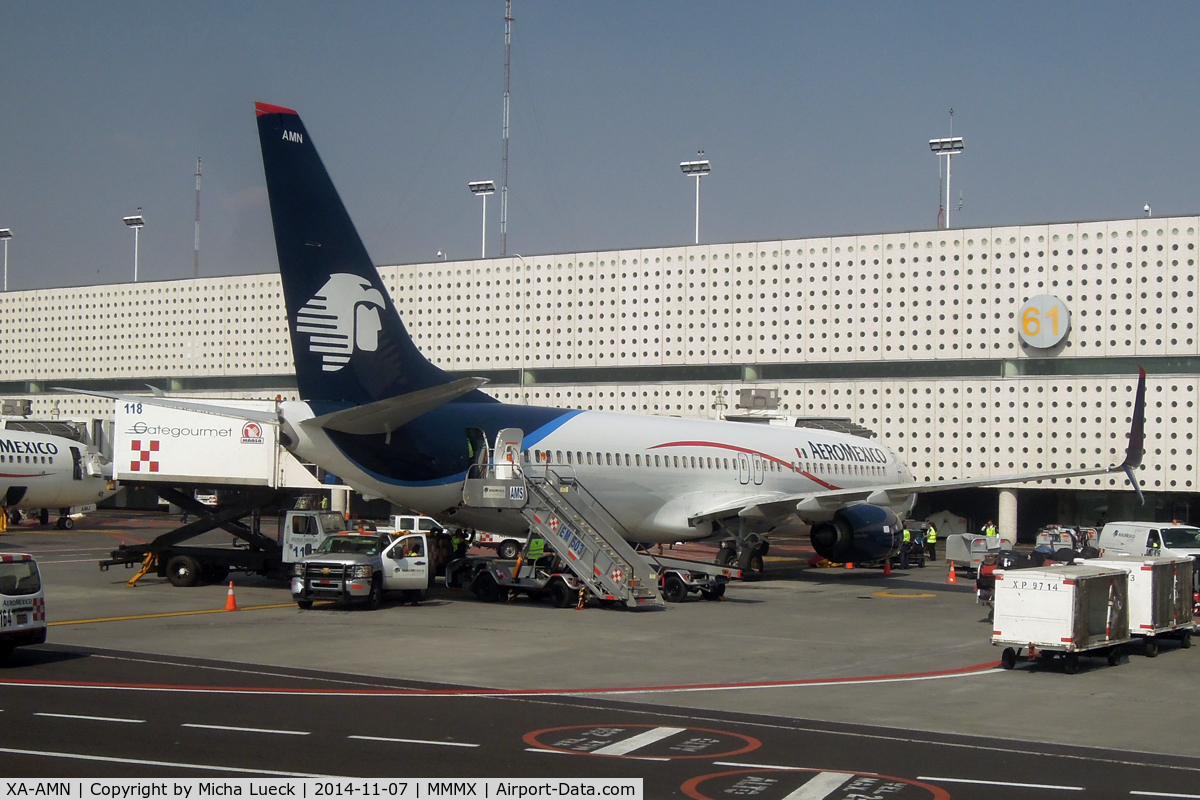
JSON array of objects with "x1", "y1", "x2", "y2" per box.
[{"x1": 689, "y1": 368, "x2": 1147, "y2": 527}]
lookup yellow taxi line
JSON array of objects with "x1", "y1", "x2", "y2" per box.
[{"x1": 49, "y1": 602, "x2": 304, "y2": 626}]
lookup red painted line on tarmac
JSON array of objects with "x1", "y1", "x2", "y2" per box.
[{"x1": 0, "y1": 661, "x2": 1001, "y2": 698}]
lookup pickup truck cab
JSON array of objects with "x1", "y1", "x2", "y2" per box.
[
  {"x1": 291, "y1": 532, "x2": 429, "y2": 609},
  {"x1": 0, "y1": 553, "x2": 47, "y2": 661}
]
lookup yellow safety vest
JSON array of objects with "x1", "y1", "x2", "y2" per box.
[
  {"x1": 985, "y1": 525, "x2": 997, "y2": 538},
  {"x1": 528, "y1": 538, "x2": 546, "y2": 559},
  {"x1": 927, "y1": 527, "x2": 937, "y2": 543},
  {"x1": 902, "y1": 529, "x2": 911, "y2": 543}
]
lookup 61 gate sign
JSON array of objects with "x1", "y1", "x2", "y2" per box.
[{"x1": 1018, "y1": 294, "x2": 1071, "y2": 349}]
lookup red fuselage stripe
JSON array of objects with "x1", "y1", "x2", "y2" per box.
[{"x1": 649, "y1": 440, "x2": 842, "y2": 490}]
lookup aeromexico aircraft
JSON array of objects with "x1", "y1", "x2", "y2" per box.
[
  {"x1": 67, "y1": 102, "x2": 1148, "y2": 570},
  {"x1": 0, "y1": 428, "x2": 114, "y2": 528}
]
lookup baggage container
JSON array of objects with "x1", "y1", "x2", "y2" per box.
[
  {"x1": 946, "y1": 532, "x2": 1014, "y2": 574},
  {"x1": 1084, "y1": 555, "x2": 1194, "y2": 655},
  {"x1": 992, "y1": 564, "x2": 1129, "y2": 673}
]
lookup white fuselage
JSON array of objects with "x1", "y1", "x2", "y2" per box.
[
  {"x1": 282, "y1": 402, "x2": 916, "y2": 544},
  {"x1": 0, "y1": 430, "x2": 115, "y2": 510}
]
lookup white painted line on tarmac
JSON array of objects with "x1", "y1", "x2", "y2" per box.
[
  {"x1": 1131, "y1": 792, "x2": 1200, "y2": 799},
  {"x1": 592, "y1": 726, "x2": 685, "y2": 755},
  {"x1": 348, "y1": 735, "x2": 479, "y2": 748},
  {"x1": 182, "y1": 723, "x2": 309, "y2": 736},
  {"x1": 525, "y1": 747, "x2": 669, "y2": 762},
  {"x1": 0, "y1": 745, "x2": 335, "y2": 777},
  {"x1": 781, "y1": 772, "x2": 853, "y2": 800},
  {"x1": 35, "y1": 712, "x2": 144, "y2": 724},
  {"x1": 716, "y1": 761, "x2": 812, "y2": 771},
  {"x1": 919, "y1": 776, "x2": 1084, "y2": 791}
]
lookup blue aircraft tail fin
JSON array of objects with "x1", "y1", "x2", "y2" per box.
[{"x1": 256, "y1": 102, "x2": 458, "y2": 405}]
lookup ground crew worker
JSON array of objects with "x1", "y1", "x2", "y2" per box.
[
  {"x1": 926, "y1": 522, "x2": 938, "y2": 561},
  {"x1": 900, "y1": 524, "x2": 911, "y2": 569},
  {"x1": 451, "y1": 528, "x2": 467, "y2": 559},
  {"x1": 1147, "y1": 532, "x2": 1161, "y2": 554},
  {"x1": 984, "y1": 520, "x2": 998, "y2": 540},
  {"x1": 527, "y1": 535, "x2": 547, "y2": 562}
]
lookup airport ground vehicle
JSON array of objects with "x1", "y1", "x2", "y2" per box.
[
  {"x1": 102, "y1": 508, "x2": 348, "y2": 586},
  {"x1": 1096, "y1": 521, "x2": 1200, "y2": 561},
  {"x1": 472, "y1": 530, "x2": 528, "y2": 560},
  {"x1": 946, "y1": 532, "x2": 1015, "y2": 575},
  {"x1": 993, "y1": 564, "x2": 1130, "y2": 674},
  {"x1": 450, "y1": 430, "x2": 740, "y2": 608},
  {"x1": 291, "y1": 531, "x2": 430, "y2": 608},
  {"x1": 1084, "y1": 555, "x2": 1194, "y2": 655},
  {"x1": 0, "y1": 553, "x2": 47, "y2": 660}
]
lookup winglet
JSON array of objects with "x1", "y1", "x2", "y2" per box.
[
  {"x1": 1118, "y1": 367, "x2": 1147, "y2": 505},
  {"x1": 255, "y1": 101, "x2": 298, "y2": 117},
  {"x1": 1120, "y1": 367, "x2": 1147, "y2": 470}
]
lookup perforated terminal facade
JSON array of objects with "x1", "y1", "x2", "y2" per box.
[{"x1": 2, "y1": 215, "x2": 1197, "y2": 506}]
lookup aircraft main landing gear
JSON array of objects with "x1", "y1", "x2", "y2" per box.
[{"x1": 715, "y1": 518, "x2": 769, "y2": 581}]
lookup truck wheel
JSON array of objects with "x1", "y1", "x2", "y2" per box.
[
  {"x1": 296, "y1": 599, "x2": 313, "y2": 610},
  {"x1": 1062, "y1": 653, "x2": 1080, "y2": 674},
  {"x1": 497, "y1": 540, "x2": 521, "y2": 560},
  {"x1": 716, "y1": 547, "x2": 736, "y2": 567},
  {"x1": 548, "y1": 579, "x2": 574, "y2": 608},
  {"x1": 663, "y1": 574, "x2": 689, "y2": 603},
  {"x1": 473, "y1": 573, "x2": 501, "y2": 603},
  {"x1": 166, "y1": 555, "x2": 201, "y2": 587},
  {"x1": 1144, "y1": 637, "x2": 1159, "y2": 658},
  {"x1": 1000, "y1": 647, "x2": 1017, "y2": 670},
  {"x1": 1180, "y1": 630, "x2": 1192, "y2": 649},
  {"x1": 1107, "y1": 647, "x2": 1122, "y2": 667},
  {"x1": 364, "y1": 579, "x2": 383, "y2": 609}
]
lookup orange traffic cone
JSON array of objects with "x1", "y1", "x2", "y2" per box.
[
  {"x1": 947, "y1": 563, "x2": 957, "y2": 585},
  {"x1": 845, "y1": 562, "x2": 855, "y2": 570},
  {"x1": 883, "y1": 559, "x2": 892, "y2": 577},
  {"x1": 224, "y1": 581, "x2": 239, "y2": 611}
]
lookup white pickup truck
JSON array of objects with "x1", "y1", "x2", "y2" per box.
[{"x1": 290, "y1": 531, "x2": 430, "y2": 609}]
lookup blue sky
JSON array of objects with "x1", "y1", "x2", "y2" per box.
[{"x1": 1, "y1": 2, "x2": 1198, "y2": 289}]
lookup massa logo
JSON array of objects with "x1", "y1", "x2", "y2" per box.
[{"x1": 296, "y1": 273, "x2": 386, "y2": 372}]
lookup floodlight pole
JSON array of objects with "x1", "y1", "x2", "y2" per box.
[
  {"x1": 0, "y1": 229, "x2": 11, "y2": 292},
  {"x1": 123, "y1": 208, "x2": 145, "y2": 282},
  {"x1": 680, "y1": 152, "x2": 711, "y2": 245},
  {"x1": 469, "y1": 181, "x2": 497, "y2": 259}
]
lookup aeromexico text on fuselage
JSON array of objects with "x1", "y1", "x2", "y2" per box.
[
  {"x1": 0, "y1": 439, "x2": 60, "y2": 456},
  {"x1": 317, "y1": 403, "x2": 895, "y2": 489}
]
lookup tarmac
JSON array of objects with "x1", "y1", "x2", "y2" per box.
[{"x1": 4, "y1": 511, "x2": 1198, "y2": 762}]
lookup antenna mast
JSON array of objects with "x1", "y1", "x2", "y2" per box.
[
  {"x1": 193, "y1": 156, "x2": 201, "y2": 278},
  {"x1": 500, "y1": 0, "x2": 512, "y2": 256}
]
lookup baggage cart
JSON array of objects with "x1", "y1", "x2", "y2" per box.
[
  {"x1": 992, "y1": 564, "x2": 1130, "y2": 674},
  {"x1": 946, "y1": 532, "x2": 1014, "y2": 575},
  {"x1": 1084, "y1": 555, "x2": 1194, "y2": 656}
]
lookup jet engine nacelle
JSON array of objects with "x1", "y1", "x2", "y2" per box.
[{"x1": 809, "y1": 504, "x2": 901, "y2": 564}]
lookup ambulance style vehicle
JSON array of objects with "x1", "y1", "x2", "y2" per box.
[{"x1": 0, "y1": 552, "x2": 47, "y2": 660}]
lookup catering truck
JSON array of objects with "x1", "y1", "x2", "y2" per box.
[
  {"x1": 101, "y1": 398, "x2": 354, "y2": 587},
  {"x1": 0, "y1": 552, "x2": 47, "y2": 660}
]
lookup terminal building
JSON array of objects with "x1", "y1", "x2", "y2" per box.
[{"x1": 2, "y1": 214, "x2": 1197, "y2": 537}]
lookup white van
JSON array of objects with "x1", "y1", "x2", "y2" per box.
[
  {"x1": 1097, "y1": 521, "x2": 1200, "y2": 563},
  {"x1": 0, "y1": 553, "x2": 47, "y2": 660}
]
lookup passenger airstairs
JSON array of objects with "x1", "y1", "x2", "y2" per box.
[{"x1": 462, "y1": 428, "x2": 664, "y2": 608}]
